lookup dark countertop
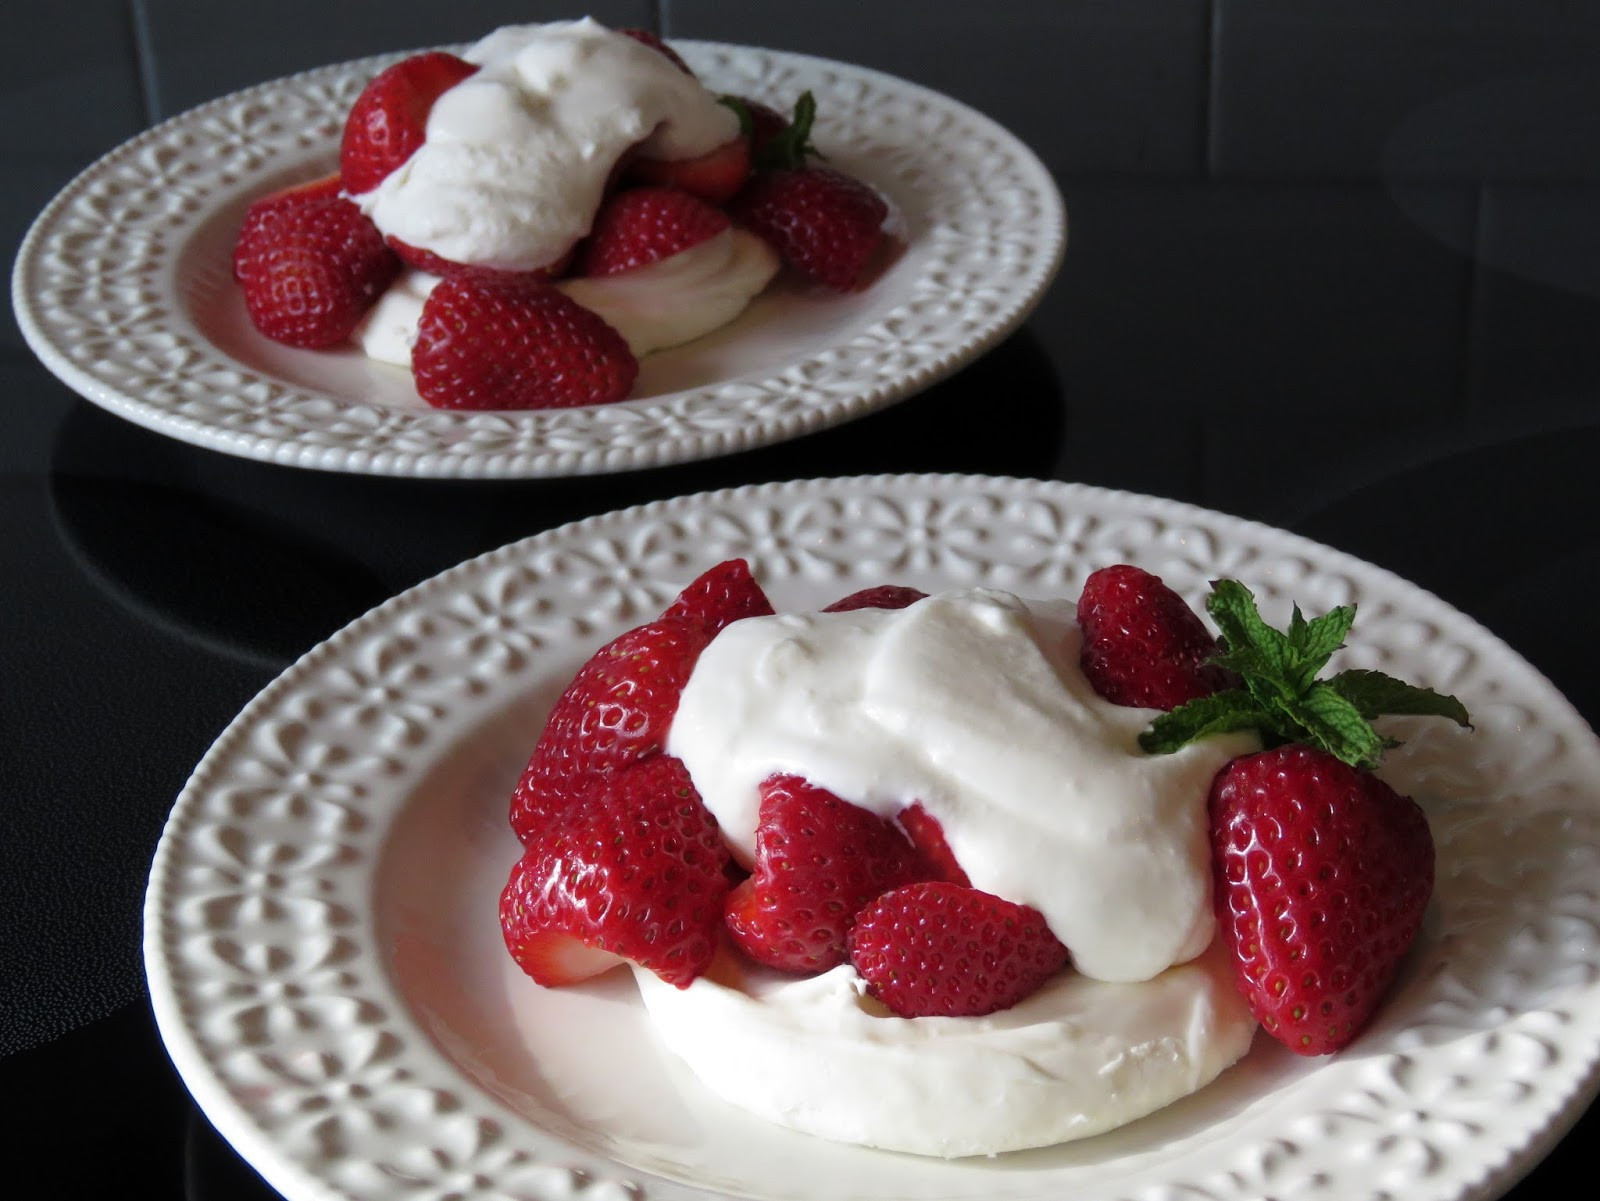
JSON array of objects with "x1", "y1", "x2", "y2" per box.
[{"x1": 5, "y1": 2, "x2": 1597, "y2": 1197}]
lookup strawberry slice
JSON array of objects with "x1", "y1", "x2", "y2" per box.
[
  {"x1": 510, "y1": 616, "x2": 715, "y2": 841},
  {"x1": 501, "y1": 756, "x2": 732, "y2": 988},
  {"x1": 340, "y1": 51, "x2": 479, "y2": 195},
  {"x1": 574, "y1": 187, "x2": 732, "y2": 278},
  {"x1": 724, "y1": 774, "x2": 937, "y2": 973},
  {"x1": 1076, "y1": 564, "x2": 1237, "y2": 711},
  {"x1": 822, "y1": 585, "x2": 927, "y2": 613},
  {"x1": 849, "y1": 881, "x2": 1070, "y2": 1018},
  {"x1": 627, "y1": 136, "x2": 752, "y2": 206},
  {"x1": 386, "y1": 237, "x2": 573, "y2": 281},
  {"x1": 896, "y1": 802, "x2": 970, "y2": 886},
  {"x1": 411, "y1": 275, "x2": 638, "y2": 410},
  {"x1": 232, "y1": 180, "x2": 401, "y2": 348},
  {"x1": 661, "y1": 558, "x2": 775, "y2": 634}
]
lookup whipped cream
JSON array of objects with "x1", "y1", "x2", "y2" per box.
[
  {"x1": 668, "y1": 589, "x2": 1256, "y2": 983},
  {"x1": 354, "y1": 228, "x2": 779, "y2": 366},
  {"x1": 354, "y1": 18, "x2": 740, "y2": 272},
  {"x1": 633, "y1": 941, "x2": 1255, "y2": 1157}
]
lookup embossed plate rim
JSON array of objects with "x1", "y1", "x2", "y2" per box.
[
  {"x1": 12, "y1": 41, "x2": 1064, "y2": 479},
  {"x1": 144, "y1": 474, "x2": 1600, "y2": 1201}
]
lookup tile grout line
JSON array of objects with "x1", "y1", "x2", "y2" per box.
[
  {"x1": 1203, "y1": 0, "x2": 1223, "y2": 177},
  {"x1": 126, "y1": 0, "x2": 162, "y2": 126}
]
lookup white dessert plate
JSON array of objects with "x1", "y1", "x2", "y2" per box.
[
  {"x1": 12, "y1": 42, "x2": 1063, "y2": 479},
  {"x1": 144, "y1": 475, "x2": 1600, "y2": 1201}
]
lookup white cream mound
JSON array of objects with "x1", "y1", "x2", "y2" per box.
[
  {"x1": 632, "y1": 941, "x2": 1256, "y2": 1158},
  {"x1": 353, "y1": 228, "x2": 780, "y2": 367}
]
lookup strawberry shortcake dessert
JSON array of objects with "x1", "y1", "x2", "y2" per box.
[
  {"x1": 498, "y1": 560, "x2": 1468, "y2": 1156},
  {"x1": 231, "y1": 20, "x2": 893, "y2": 410}
]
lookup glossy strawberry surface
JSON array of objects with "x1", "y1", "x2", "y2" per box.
[{"x1": 1077, "y1": 564, "x2": 1235, "y2": 710}]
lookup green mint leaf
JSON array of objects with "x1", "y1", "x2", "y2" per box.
[
  {"x1": 1206, "y1": 580, "x2": 1298, "y2": 687},
  {"x1": 1288, "y1": 682, "x2": 1389, "y2": 769},
  {"x1": 1140, "y1": 689, "x2": 1273, "y2": 754},
  {"x1": 755, "y1": 90, "x2": 821, "y2": 170},
  {"x1": 717, "y1": 94, "x2": 754, "y2": 139},
  {"x1": 1326, "y1": 669, "x2": 1473, "y2": 728},
  {"x1": 1289, "y1": 603, "x2": 1356, "y2": 687}
]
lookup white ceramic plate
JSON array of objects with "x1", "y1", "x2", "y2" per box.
[
  {"x1": 12, "y1": 44, "x2": 1063, "y2": 479},
  {"x1": 144, "y1": 475, "x2": 1600, "y2": 1201}
]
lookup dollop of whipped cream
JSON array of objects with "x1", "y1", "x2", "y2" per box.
[
  {"x1": 634, "y1": 941, "x2": 1256, "y2": 1157},
  {"x1": 352, "y1": 18, "x2": 740, "y2": 272},
  {"x1": 667, "y1": 589, "x2": 1257, "y2": 983}
]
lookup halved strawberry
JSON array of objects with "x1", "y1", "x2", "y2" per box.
[
  {"x1": 627, "y1": 136, "x2": 751, "y2": 206},
  {"x1": 724, "y1": 774, "x2": 937, "y2": 973},
  {"x1": 232, "y1": 184, "x2": 401, "y2": 348},
  {"x1": 849, "y1": 881, "x2": 1070, "y2": 1017},
  {"x1": 661, "y1": 558, "x2": 775, "y2": 634},
  {"x1": 822, "y1": 585, "x2": 927, "y2": 613},
  {"x1": 896, "y1": 802, "x2": 970, "y2": 886},
  {"x1": 510, "y1": 616, "x2": 715, "y2": 841},
  {"x1": 340, "y1": 51, "x2": 479, "y2": 195},
  {"x1": 412, "y1": 275, "x2": 637, "y2": 410},
  {"x1": 501, "y1": 756, "x2": 732, "y2": 988},
  {"x1": 574, "y1": 186, "x2": 732, "y2": 278}
]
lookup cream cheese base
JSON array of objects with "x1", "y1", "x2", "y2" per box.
[{"x1": 632, "y1": 942, "x2": 1256, "y2": 1158}]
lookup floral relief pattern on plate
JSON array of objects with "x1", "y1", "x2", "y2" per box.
[
  {"x1": 145, "y1": 476, "x2": 1600, "y2": 1201},
  {"x1": 14, "y1": 44, "x2": 1064, "y2": 479}
]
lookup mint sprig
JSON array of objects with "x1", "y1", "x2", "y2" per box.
[
  {"x1": 720, "y1": 91, "x2": 821, "y2": 170},
  {"x1": 1138, "y1": 580, "x2": 1471, "y2": 769}
]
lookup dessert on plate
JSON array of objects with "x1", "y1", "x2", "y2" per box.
[
  {"x1": 231, "y1": 18, "x2": 895, "y2": 411},
  {"x1": 497, "y1": 559, "x2": 1469, "y2": 1157}
]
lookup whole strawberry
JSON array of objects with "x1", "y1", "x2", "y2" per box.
[
  {"x1": 232, "y1": 181, "x2": 401, "y2": 348},
  {"x1": 727, "y1": 92, "x2": 888, "y2": 291},
  {"x1": 340, "y1": 51, "x2": 478, "y2": 195},
  {"x1": 1077, "y1": 564, "x2": 1235, "y2": 710},
  {"x1": 725, "y1": 774, "x2": 936, "y2": 973},
  {"x1": 501, "y1": 755, "x2": 731, "y2": 988},
  {"x1": 1142, "y1": 578, "x2": 1471, "y2": 1055},
  {"x1": 510, "y1": 615, "x2": 713, "y2": 840},
  {"x1": 661, "y1": 558, "x2": 775, "y2": 634},
  {"x1": 1208, "y1": 745, "x2": 1433, "y2": 1054},
  {"x1": 412, "y1": 276, "x2": 637, "y2": 410},
  {"x1": 574, "y1": 186, "x2": 732, "y2": 278},
  {"x1": 849, "y1": 882, "x2": 1070, "y2": 1018}
]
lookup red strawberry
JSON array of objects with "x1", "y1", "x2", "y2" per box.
[
  {"x1": 1077, "y1": 564, "x2": 1236, "y2": 710},
  {"x1": 574, "y1": 187, "x2": 732, "y2": 277},
  {"x1": 501, "y1": 756, "x2": 731, "y2": 988},
  {"x1": 340, "y1": 51, "x2": 478, "y2": 195},
  {"x1": 729, "y1": 166, "x2": 889, "y2": 291},
  {"x1": 742, "y1": 99, "x2": 792, "y2": 158},
  {"x1": 232, "y1": 184, "x2": 401, "y2": 348},
  {"x1": 385, "y1": 237, "x2": 573, "y2": 281},
  {"x1": 849, "y1": 882, "x2": 1070, "y2": 1018},
  {"x1": 725, "y1": 775, "x2": 936, "y2": 973},
  {"x1": 510, "y1": 616, "x2": 714, "y2": 841},
  {"x1": 896, "y1": 802, "x2": 970, "y2": 886},
  {"x1": 822, "y1": 585, "x2": 927, "y2": 613},
  {"x1": 618, "y1": 27, "x2": 694, "y2": 76},
  {"x1": 661, "y1": 558, "x2": 775, "y2": 634},
  {"x1": 411, "y1": 275, "x2": 638, "y2": 410},
  {"x1": 1208, "y1": 745, "x2": 1434, "y2": 1055},
  {"x1": 627, "y1": 137, "x2": 752, "y2": 206}
]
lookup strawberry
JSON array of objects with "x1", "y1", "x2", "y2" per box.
[
  {"x1": 1141, "y1": 579, "x2": 1472, "y2": 1054},
  {"x1": 1076, "y1": 564, "x2": 1236, "y2": 711},
  {"x1": 725, "y1": 775, "x2": 936, "y2": 973},
  {"x1": 896, "y1": 802, "x2": 970, "y2": 886},
  {"x1": 574, "y1": 187, "x2": 732, "y2": 278},
  {"x1": 385, "y1": 237, "x2": 572, "y2": 281},
  {"x1": 727, "y1": 92, "x2": 888, "y2": 291},
  {"x1": 501, "y1": 755, "x2": 732, "y2": 988},
  {"x1": 232, "y1": 183, "x2": 401, "y2": 348},
  {"x1": 618, "y1": 27, "x2": 694, "y2": 76},
  {"x1": 729, "y1": 166, "x2": 888, "y2": 291},
  {"x1": 510, "y1": 616, "x2": 714, "y2": 841},
  {"x1": 661, "y1": 558, "x2": 775, "y2": 634},
  {"x1": 627, "y1": 136, "x2": 752, "y2": 206},
  {"x1": 340, "y1": 51, "x2": 478, "y2": 195},
  {"x1": 411, "y1": 275, "x2": 638, "y2": 410},
  {"x1": 849, "y1": 882, "x2": 1070, "y2": 1018},
  {"x1": 822, "y1": 585, "x2": 927, "y2": 613},
  {"x1": 728, "y1": 96, "x2": 793, "y2": 159},
  {"x1": 1207, "y1": 746, "x2": 1434, "y2": 1055}
]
